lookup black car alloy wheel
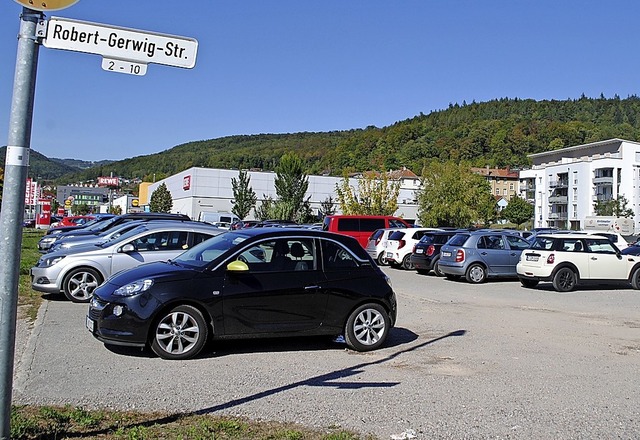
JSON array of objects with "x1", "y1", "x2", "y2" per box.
[
  {"x1": 344, "y1": 303, "x2": 390, "y2": 351},
  {"x1": 151, "y1": 305, "x2": 209, "y2": 360}
]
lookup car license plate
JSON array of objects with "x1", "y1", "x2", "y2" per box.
[
  {"x1": 442, "y1": 251, "x2": 451, "y2": 257},
  {"x1": 86, "y1": 316, "x2": 94, "y2": 332},
  {"x1": 415, "y1": 249, "x2": 424, "y2": 254},
  {"x1": 526, "y1": 255, "x2": 539, "y2": 262}
]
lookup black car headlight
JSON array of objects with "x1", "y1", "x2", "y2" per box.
[{"x1": 113, "y1": 279, "x2": 154, "y2": 297}]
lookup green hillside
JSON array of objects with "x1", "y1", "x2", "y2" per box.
[{"x1": 20, "y1": 95, "x2": 640, "y2": 183}]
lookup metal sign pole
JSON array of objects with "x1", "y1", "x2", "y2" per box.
[{"x1": 0, "y1": 7, "x2": 42, "y2": 439}]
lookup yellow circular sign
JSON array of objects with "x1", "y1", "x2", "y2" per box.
[
  {"x1": 64, "y1": 200, "x2": 72, "y2": 206},
  {"x1": 13, "y1": 0, "x2": 80, "y2": 12},
  {"x1": 131, "y1": 199, "x2": 139, "y2": 207}
]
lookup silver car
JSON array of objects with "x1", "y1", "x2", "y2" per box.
[
  {"x1": 48, "y1": 220, "x2": 146, "y2": 253},
  {"x1": 31, "y1": 221, "x2": 223, "y2": 302}
]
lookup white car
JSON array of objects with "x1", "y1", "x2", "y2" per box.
[
  {"x1": 385, "y1": 228, "x2": 443, "y2": 270},
  {"x1": 364, "y1": 227, "x2": 403, "y2": 265},
  {"x1": 517, "y1": 233, "x2": 640, "y2": 292}
]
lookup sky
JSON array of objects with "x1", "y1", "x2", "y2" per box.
[{"x1": 2, "y1": 0, "x2": 640, "y2": 162}]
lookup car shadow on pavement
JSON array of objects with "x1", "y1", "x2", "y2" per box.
[
  {"x1": 194, "y1": 328, "x2": 466, "y2": 413},
  {"x1": 80, "y1": 328, "x2": 466, "y2": 437},
  {"x1": 101, "y1": 326, "x2": 421, "y2": 359}
]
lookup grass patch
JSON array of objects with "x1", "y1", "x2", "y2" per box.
[
  {"x1": 10, "y1": 405, "x2": 373, "y2": 440},
  {"x1": 18, "y1": 229, "x2": 46, "y2": 322}
]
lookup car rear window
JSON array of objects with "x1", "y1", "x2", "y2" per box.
[
  {"x1": 530, "y1": 236, "x2": 554, "y2": 250},
  {"x1": 447, "y1": 234, "x2": 470, "y2": 247},
  {"x1": 389, "y1": 219, "x2": 407, "y2": 228},
  {"x1": 389, "y1": 231, "x2": 406, "y2": 240}
]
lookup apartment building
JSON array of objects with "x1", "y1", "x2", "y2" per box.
[{"x1": 518, "y1": 138, "x2": 640, "y2": 234}]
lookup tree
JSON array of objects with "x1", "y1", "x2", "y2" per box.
[
  {"x1": 594, "y1": 195, "x2": 634, "y2": 218},
  {"x1": 149, "y1": 182, "x2": 173, "y2": 213},
  {"x1": 320, "y1": 196, "x2": 336, "y2": 217},
  {"x1": 417, "y1": 161, "x2": 494, "y2": 228},
  {"x1": 254, "y1": 195, "x2": 274, "y2": 221},
  {"x1": 272, "y1": 153, "x2": 309, "y2": 221},
  {"x1": 231, "y1": 170, "x2": 257, "y2": 220},
  {"x1": 500, "y1": 196, "x2": 534, "y2": 227},
  {"x1": 335, "y1": 172, "x2": 400, "y2": 215}
]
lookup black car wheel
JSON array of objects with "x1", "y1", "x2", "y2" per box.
[
  {"x1": 62, "y1": 267, "x2": 103, "y2": 303},
  {"x1": 377, "y1": 253, "x2": 388, "y2": 266},
  {"x1": 433, "y1": 259, "x2": 445, "y2": 277},
  {"x1": 402, "y1": 254, "x2": 414, "y2": 270},
  {"x1": 151, "y1": 305, "x2": 209, "y2": 360},
  {"x1": 344, "y1": 303, "x2": 390, "y2": 352},
  {"x1": 631, "y1": 267, "x2": 640, "y2": 290},
  {"x1": 552, "y1": 267, "x2": 577, "y2": 292},
  {"x1": 520, "y1": 278, "x2": 540, "y2": 288},
  {"x1": 465, "y1": 263, "x2": 487, "y2": 284}
]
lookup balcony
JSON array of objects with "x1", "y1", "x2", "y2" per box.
[
  {"x1": 548, "y1": 196, "x2": 568, "y2": 204},
  {"x1": 548, "y1": 212, "x2": 568, "y2": 220},
  {"x1": 548, "y1": 180, "x2": 569, "y2": 188},
  {"x1": 592, "y1": 194, "x2": 612, "y2": 202},
  {"x1": 593, "y1": 176, "x2": 614, "y2": 185}
]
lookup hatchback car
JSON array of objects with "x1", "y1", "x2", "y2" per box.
[
  {"x1": 438, "y1": 230, "x2": 531, "y2": 283},
  {"x1": 364, "y1": 228, "x2": 402, "y2": 265},
  {"x1": 31, "y1": 221, "x2": 222, "y2": 302},
  {"x1": 517, "y1": 233, "x2": 640, "y2": 292},
  {"x1": 410, "y1": 230, "x2": 461, "y2": 276},
  {"x1": 385, "y1": 228, "x2": 443, "y2": 270},
  {"x1": 87, "y1": 228, "x2": 397, "y2": 360}
]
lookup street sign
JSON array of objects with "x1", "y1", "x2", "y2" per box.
[
  {"x1": 14, "y1": 0, "x2": 80, "y2": 12},
  {"x1": 43, "y1": 16, "x2": 198, "y2": 69}
]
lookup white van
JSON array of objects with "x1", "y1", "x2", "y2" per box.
[{"x1": 197, "y1": 211, "x2": 239, "y2": 226}]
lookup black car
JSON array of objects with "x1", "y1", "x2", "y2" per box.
[
  {"x1": 87, "y1": 228, "x2": 397, "y2": 360},
  {"x1": 410, "y1": 230, "x2": 461, "y2": 276}
]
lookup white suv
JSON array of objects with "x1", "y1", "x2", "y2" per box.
[
  {"x1": 517, "y1": 233, "x2": 640, "y2": 292},
  {"x1": 386, "y1": 228, "x2": 442, "y2": 270}
]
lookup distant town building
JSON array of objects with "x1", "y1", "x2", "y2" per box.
[
  {"x1": 143, "y1": 167, "x2": 421, "y2": 221},
  {"x1": 471, "y1": 166, "x2": 519, "y2": 200},
  {"x1": 56, "y1": 184, "x2": 110, "y2": 210}
]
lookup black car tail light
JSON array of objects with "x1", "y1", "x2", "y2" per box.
[
  {"x1": 455, "y1": 249, "x2": 465, "y2": 262},
  {"x1": 427, "y1": 245, "x2": 435, "y2": 256}
]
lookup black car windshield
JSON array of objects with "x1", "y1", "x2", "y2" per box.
[{"x1": 175, "y1": 231, "x2": 251, "y2": 268}]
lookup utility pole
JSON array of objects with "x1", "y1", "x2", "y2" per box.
[{"x1": 0, "y1": 8, "x2": 42, "y2": 439}]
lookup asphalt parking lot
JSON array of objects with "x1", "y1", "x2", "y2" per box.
[{"x1": 12, "y1": 267, "x2": 640, "y2": 439}]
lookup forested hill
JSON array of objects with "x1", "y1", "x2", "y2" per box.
[{"x1": 58, "y1": 95, "x2": 640, "y2": 183}]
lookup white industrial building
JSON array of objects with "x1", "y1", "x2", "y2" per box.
[
  {"x1": 519, "y1": 138, "x2": 640, "y2": 234},
  {"x1": 146, "y1": 167, "x2": 421, "y2": 222}
]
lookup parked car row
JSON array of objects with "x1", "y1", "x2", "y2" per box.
[{"x1": 373, "y1": 226, "x2": 640, "y2": 293}]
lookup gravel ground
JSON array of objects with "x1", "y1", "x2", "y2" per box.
[{"x1": 12, "y1": 267, "x2": 640, "y2": 439}]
